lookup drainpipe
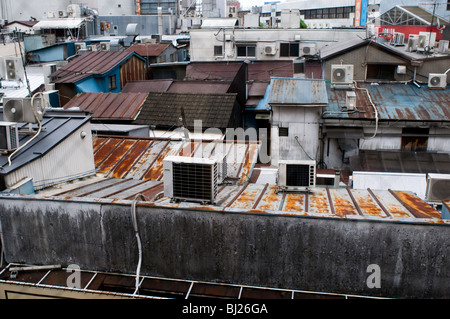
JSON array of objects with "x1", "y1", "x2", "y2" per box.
[{"x1": 158, "y1": 7, "x2": 163, "y2": 36}]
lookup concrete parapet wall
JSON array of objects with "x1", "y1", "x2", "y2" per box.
[{"x1": 1, "y1": 197, "x2": 449, "y2": 298}]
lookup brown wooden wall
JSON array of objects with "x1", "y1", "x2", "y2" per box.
[{"x1": 120, "y1": 56, "x2": 148, "y2": 89}]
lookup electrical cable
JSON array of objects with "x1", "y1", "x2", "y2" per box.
[
  {"x1": 294, "y1": 136, "x2": 314, "y2": 160},
  {"x1": 131, "y1": 193, "x2": 146, "y2": 295},
  {"x1": 353, "y1": 80, "x2": 379, "y2": 140}
]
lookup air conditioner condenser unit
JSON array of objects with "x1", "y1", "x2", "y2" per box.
[
  {"x1": 0, "y1": 121, "x2": 19, "y2": 152},
  {"x1": 277, "y1": 160, "x2": 316, "y2": 192}
]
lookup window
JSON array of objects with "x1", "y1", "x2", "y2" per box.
[
  {"x1": 366, "y1": 64, "x2": 396, "y2": 81},
  {"x1": 447, "y1": 0, "x2": 450, "y2": 10},
  {"x1": 401, "y1": 128, "x2": 429, "y2": 152},
  {"x1": 279, "y1": 127, "x2": 289, "y2": 137},
  {"x1": 108, "y1": 75, "x2": 117, "y2": 91},
  {"x1": 237, "y1": 45, "x2": 256, "y2": 57},
  {"x1": 280, "y1": 43, "x2": 299, "y2": 57},
  {"x1": 214, "y1": 45, "x2": 223, "y2": 56}
]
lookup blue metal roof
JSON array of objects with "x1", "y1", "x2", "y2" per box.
[
  {"x1": 268, "y1": 77, "x2": 329, "y2": 106},
  {"x1": 324, "y1": 82, "x2": 450, "y2": 122}
]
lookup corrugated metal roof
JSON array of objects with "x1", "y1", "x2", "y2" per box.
[
  {"x1": 185, "y1": 62, "x2": 244, "y2": 81},
  {"x1": 350, "y1": 150, "x2": 450, "y2": 174},
  {"x1": 324, "y1": 83, "x2": 450, "y2": 122},
  {"x1": 122, "y1": 80, "x2": 173, "y2": 93},
  {"x1": 63, "y1": 92, "x2": 148, "y2": 120},
  {"x1": 248, "y1": 61, "x2": 294, "y2": 81},
  {"x1": 320, "y1": 38, "x2": 368, "y2": 60},
  {"x1": 92, "y1": 136, "x2": 259, "y2": 185},
  {"x1": 33, "y1": 18, "x2": 85, "y2": 29},
  {"x1": 51, "y1": 51, "x2": 139, "y2": 84},
  {"x1": 268, "y1": 78, "x2": 328, "y2": 106},
  {"x1": 126, "y1": 42, "x2": 171, "y2": 57},
  {"x1": 167, "y1": 81, "x2": 232, "y2": 94}
]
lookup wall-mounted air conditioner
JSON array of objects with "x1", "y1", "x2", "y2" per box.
[
  {"x1": 87, "y1": 45, "x2": 97, "y2": 52},
  {"x1": 264, "y1": 44, "x2": 276, "y2": 55},
  {"x1": 438, "y1": 40, "x2": 449, "y2": 54},
  {"x1": 0, "y1": 121, "x2": 19, "y2": 152},
  {"x1": 331, "y1": 64, "x2": 354, "y2": 87},
  {"x1": 428, "y1": 73, "x2": 447, "y2": 89},
  {"x1": 277, "y1": 160, "x2": 316, "y2": 192},
  {"x1": 426, "y1": 173, "x2": 450, "y2": 202},
  {"x1": 3, "y1": 57, "x2": 25, "y2": 82},
  {"x1": 300, "y1": 43, "x2": 317, "y2": 56},
  {"x1": 100, "y1": 42, "x2": 110, "y2": 51},
  {"x1": 163, "y1": 156, "x2": 219, "y2": 204},
  {"x1": 74, "y1": 42, "x2": 86, "y2": 53},
  {"x1": 3, "y1": 97, "x2": 46, "y2": 124}
]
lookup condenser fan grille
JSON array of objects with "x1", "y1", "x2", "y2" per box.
[
  {"x1": 333, "y1": 68, "x2": 346, "y2": 81},
  {"x1": 4, "y1": 100, "x2": 24, "y2": 122},
  {"x1": 429, "y1": 180, "x2": 450, "y2": 200},
  {"x1": 303, "y1": 46, "x2": 311, "y2": 54},
  {"x1": 430, "y1": 76, "x2": 441, "y2": 86}
]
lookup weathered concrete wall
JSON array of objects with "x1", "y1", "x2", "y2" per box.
[{"x1": 1, "y1": 197, "x2": 450, "y2": 298}]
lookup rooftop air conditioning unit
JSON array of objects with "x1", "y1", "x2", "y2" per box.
[
  {"x1": 224, "y1": 34, "x2": 233, "y2": 41},
  {"x1": 391, "y1": 32, "x2": 405, "y2": 46},
  {"x1": 277, "y1": 160, "x2": 316, "y2": 192},
  {"x1": 163, "y1": 156, "x2": 219, "y2": 204},
  {"x1": 4, "y1": 57, "x2": 25, "y2": 82},
  {"x1": 74, "y1": 42, "x2": 86, "y2": 52},
  {"x1": 294, "y1": 34, "x2": 301, "y2": 41},
  {"x1": 331, "y1": 64, "x2": 354, "y2": 87},
  {"x1": 87, "y1": 45, "x2": 97, "y2": 51},
  {"x1": 345, "y1": 91, "x2": 357, "y2": 111},
  {"x1": 264, "y1": 44, "x2": 276, "y2": 55},
  {"x1": 43, "y1": 63, "x2": 57, "y2": 85},
  {"x1": 300, "y1": 43, "x2": 317, "y2": 56},
  {"x1": 67, "y1": 4, "x2": 82, "y2": 18},
  {"x1": 417, "y1": 34, "x2": 427, "y2": 52},
  {"x1": 0, "y1": 121, "x2": 19, "y2": 151},
  {"x1": 428, "y1": 73, "x2": 447, "y2": 89},
  {"x1": 100, "y1": 42, "x2": 110, "y2": 51},
  {"x1": 425, "y1": 173, "x2": 450, "y2": 202},
  {"x1": 3, "y1": 97, "x2": 46, "y2": 124},
  {"x1": 58, "y1": 10, "x2": 67, "y2": 18},
  {"x1": 406, "y1": 37, "x2": 419, "y2": 52},
  {"x1": 438, "y1": 40, "x2": 449, "y2": 54}
]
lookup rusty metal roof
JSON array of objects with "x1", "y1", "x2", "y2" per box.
[
  {"x1": 126, "y1": 42, "x2": 171, "y2": 57},
  {"x1": 324, "y1": 82, "x2": 450, "y2": 122},
  {"x1": 185, "y1": 62, "x2": 245, "y2": 81},
  {"x1": 28, "y1": 134, "x2": 444, "y2": 224},
  {"x1": 63, "y1": 92, "x2": 149, "y2": 120},
  {"x1": 248, "y1": 61, "x2": 294, "y2": 81},
  {"x1": 167, "y1": 81, "x2": 232, "y2": 94},
  {"x1": 122, "y1": 80, "x2": 173, "y2": 93},
  {"x1": 92, "y1": 136, "x2": 259, "y2": 185},
  {"x1": 268, "y1": 78, "x2": 328, "y2": 106},
  {"x1": 51, "y1": 51, "x2": 143, "y2": 84}
]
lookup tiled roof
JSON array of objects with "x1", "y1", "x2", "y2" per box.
[
  {"x1": 134, "y1": 92, "x2": 239, "y2": 129},
  {"x1": 50, "y1": 51, "x2": 138, "y2": 84},
  {"x1": 63, "y1": 92, "x2": 149, "y2": 120}
]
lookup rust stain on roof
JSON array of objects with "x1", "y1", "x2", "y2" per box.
[
  {"x1": 330, "y1": 190, "x2": 357, "y2": 217},
  {"x1": 391, "y1": 190, "x2": 441, "y2": 219},
  {"x1": 283, "y1": 193, "x2": 305, "y2": 213}
]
